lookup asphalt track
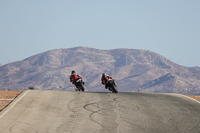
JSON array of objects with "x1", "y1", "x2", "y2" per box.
[{"x1": 0, "y1": 90, "x2": 200, "y2": 133}]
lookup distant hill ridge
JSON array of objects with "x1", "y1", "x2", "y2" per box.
[{"x1": 0, "y1": 47, "x2": 200, "y2": 95}]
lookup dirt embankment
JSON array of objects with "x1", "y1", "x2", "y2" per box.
[
  {"x1": 185, "y1": 95, "x2": 200, "y2": 101},
  {"x1": 0, "y1": 91, "x2": 23, "y2": 111}
]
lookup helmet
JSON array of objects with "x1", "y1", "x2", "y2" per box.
[
  {"x1": 102, "y1": 73, "x2": 105, "y2": 78},
  {"x1": 71, "y1": 70, "x2": 75, "y2": 74}
]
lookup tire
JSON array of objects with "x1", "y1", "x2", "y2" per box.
[
  {"x1": 75, "y1": 85, "x2": 80, "y2": 91},
  {"x1": 80, "y1": 83, "x2": 85, "y2": 91},
  {"x1": 111, "y1": 84, "x2": 118, "y2": 93}
]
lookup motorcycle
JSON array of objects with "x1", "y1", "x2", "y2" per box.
[
  {"x1": 74, "y1": 78, "x2": 85, "y2": 91},
  {"x1": 106, "y1": 79, "x2": 118, "y2": 93}
]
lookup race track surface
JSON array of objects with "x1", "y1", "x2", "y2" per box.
[{"x1": 0, "y1": 90, "x2": 200, "y2": 133}]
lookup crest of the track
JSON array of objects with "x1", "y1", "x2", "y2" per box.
[{"x1": 0, "y1": 90, "x2": 200, "y2": 133}]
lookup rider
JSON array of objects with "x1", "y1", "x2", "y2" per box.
[
  {"x1": 69, "y1": 70, "x2": 84, "y2": 85},
  {"x1": 101, "y1": 73, "x2": 113, "y2": 89}
]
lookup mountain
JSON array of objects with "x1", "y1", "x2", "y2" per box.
[{"x1": 0, "y1": 47, "x2": 200, "y2": 95}]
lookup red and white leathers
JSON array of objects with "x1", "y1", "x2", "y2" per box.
[
  {"x1": 101, "y1": 74, "x2": 113, "y2": 88},
  {"x1": 70, "y1": 73, "x2": 82, "y2": 84}
]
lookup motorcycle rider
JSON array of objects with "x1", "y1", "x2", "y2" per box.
[
  {"x1": 69, "y1": 70, "x2": 84, "y2": 89},
  {"x1": 101, "y1": 73, "x2": 115, "y2": 89}
]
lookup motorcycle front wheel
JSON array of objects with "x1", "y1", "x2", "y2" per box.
[
  {"x1": 79, "y1": 82, "x2": 85, "y2": 91},
  {"x1": 111, "y1": 84, "x2": 118, "y2": 93}
]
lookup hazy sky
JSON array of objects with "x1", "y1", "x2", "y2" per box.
[{"x1": 0, "y1": 0, "x2": 200, "y2": 67}]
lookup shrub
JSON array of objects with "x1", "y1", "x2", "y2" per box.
[{"x1": 29, "y1": 86, "x2": 34, "y2": 90}]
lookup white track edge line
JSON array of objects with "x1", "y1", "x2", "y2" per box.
[
  {"x1": 0, "y1": 90, "x2": 31, "y2": 119},
  {"x1": 0, "y1": 99, "x2": 14, "y2": 100}
]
